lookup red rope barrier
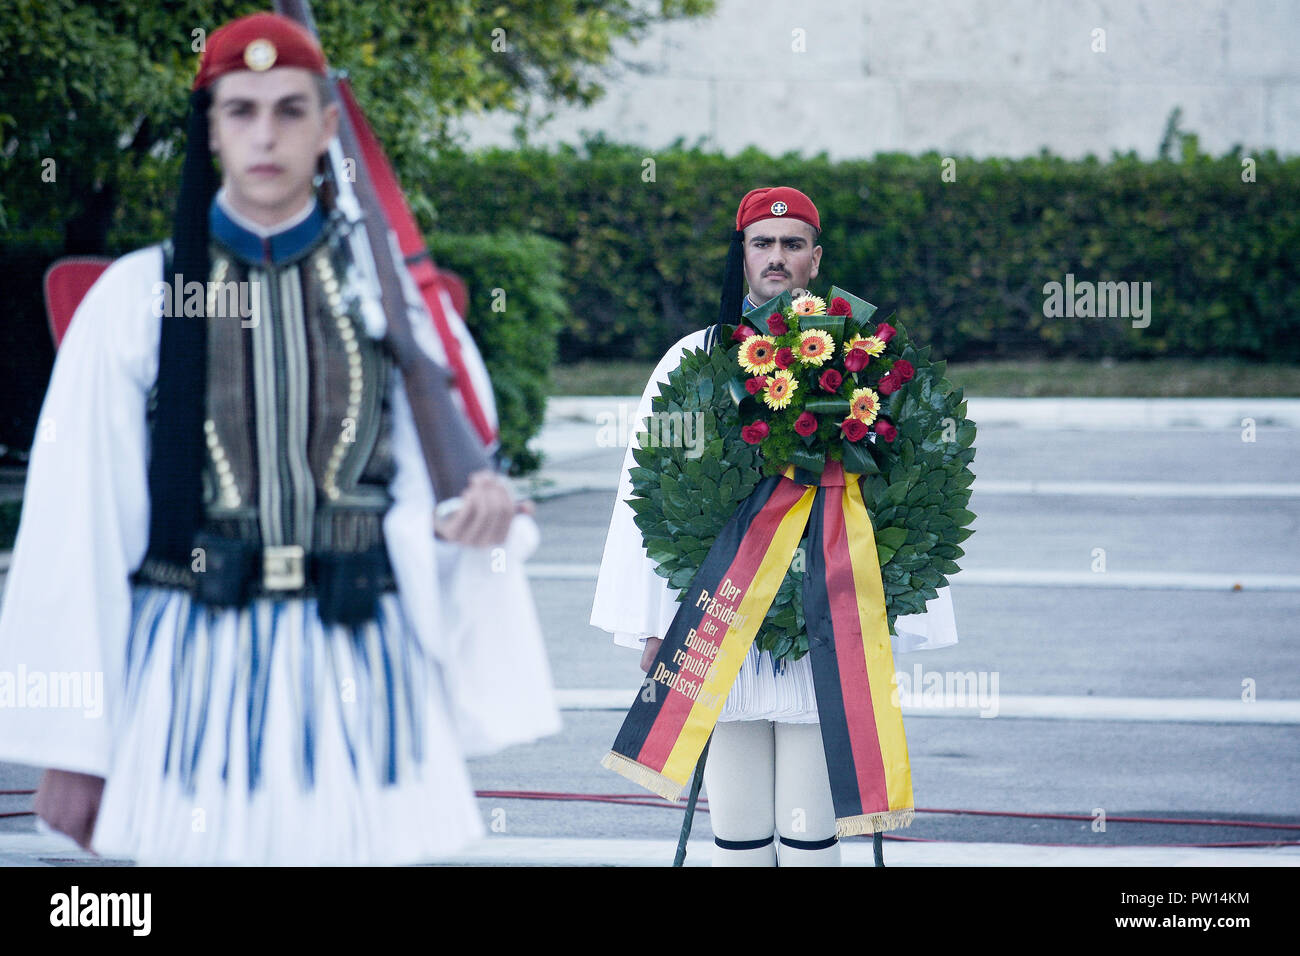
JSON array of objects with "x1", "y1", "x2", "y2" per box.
[
  {"x1": 5, "y1": 788, "x2": 1297, "y2": 848},
  {"x1": 477, "y1": 791, "x2": 1300, "y2": 830}
]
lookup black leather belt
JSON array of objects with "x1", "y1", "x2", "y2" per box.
[{"x1": 132, "y1": 534, "x2": 397, "y2": 627}]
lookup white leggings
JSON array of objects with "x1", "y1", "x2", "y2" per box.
[{"x1": 702, "y1": 719, "x2": 841, "y2": 867}]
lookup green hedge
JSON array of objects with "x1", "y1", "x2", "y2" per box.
[
  {"x1": 413, "y1": 141, "x2": 1300, "y2": 363},
  {"x1": 425, "y1": 230, "x2": 565, "y2": 475}
]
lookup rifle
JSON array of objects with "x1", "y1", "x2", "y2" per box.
[{"x1": 273, "y1": 0, "x2": 490, "y2": 503}]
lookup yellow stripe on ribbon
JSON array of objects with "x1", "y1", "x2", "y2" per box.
[
  {"x1": 658, "y1": 482, "x2": 818, "y2": 786},
  {"x1": 843, "y1": 477, "x2": 913, "y2": 816}
]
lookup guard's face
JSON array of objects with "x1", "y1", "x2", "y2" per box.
[
  {"x1": 208, "y1": 67, "x2": 338, "y2": 225},
  {"x1": 742, "y1": 217, "x2": 823, "y2": 304}
]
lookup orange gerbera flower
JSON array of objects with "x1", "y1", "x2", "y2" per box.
[
  {"x1": 844, "y1": 335, "x2": 886, "y2": 358},
  {"x1": 738, "y1": 335, "x2": 778, "y2": 374},
  {"x1": 849, "y1": 386, "x2": 880, "y2": 425},
  {"x1": 764, "y1": 369, "x2": 798, "y2": 410},
  {"x1": 797, "y1": 330, "x2": 834, "y2": 366},
  {"x1": 791, "y1": 294, "x2": 826, "y2": 316}
]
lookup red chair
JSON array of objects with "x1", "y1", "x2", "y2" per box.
[{"x1": 43, "y1": 257, "x2": 112, "y2": 348}]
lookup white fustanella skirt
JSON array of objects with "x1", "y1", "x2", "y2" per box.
[{"x1": 91, "y1": 585, "x2": 484, "y2": 865}]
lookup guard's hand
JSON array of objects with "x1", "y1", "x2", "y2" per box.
[
  {"x1": 33, "y1": 769, "x2": 104, "y2": 851},
  {"x1": 434, "y1": 470, "x2": 525, "y2": 548},
  {"x1": 640, "y1": 636, "x2": 664, "y2": 673}
]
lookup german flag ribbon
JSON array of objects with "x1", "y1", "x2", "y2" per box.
[{"x1": 602, "y1": 459, "x2": 914, "y2": 836}]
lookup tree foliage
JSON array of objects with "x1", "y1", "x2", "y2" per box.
[{"x1": 0, "y1": 0, "x2": 714, "y2": 242}]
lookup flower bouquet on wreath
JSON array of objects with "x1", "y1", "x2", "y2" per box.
[
  {"x1": 603, "y1": 286, "x2": 977, "y2": 830},
  {"x1": 625, "y1": 286, "x2": 978, "y2": 661}
]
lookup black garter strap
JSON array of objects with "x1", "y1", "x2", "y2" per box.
[
  {"x1": 779, "y1": 835, "x2": 839, "y2": 850},
  {"x1": 714, "y1": 835, "x2": 775, "y2": 850}
]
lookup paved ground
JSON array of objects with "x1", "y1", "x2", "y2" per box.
[{"x1": 2, "y1": 400, "x2": 1298, "y2": 865}]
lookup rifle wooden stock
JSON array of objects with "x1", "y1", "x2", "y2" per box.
[{"x1": 273, "y1": 0, "x2": 489, "y2": 502}]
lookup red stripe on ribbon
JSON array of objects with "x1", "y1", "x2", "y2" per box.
[
  {"x1": 819, "y1": 488, "x2": 889, "y2": 809},
  {"x1": 635, "y1": 477, "x2": 809, "y2": 770}
]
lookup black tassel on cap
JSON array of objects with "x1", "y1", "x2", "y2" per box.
[
  {"x1": 144, "y1": 86, "x2": 216, "y2": 565},
  {"x1": 716, "y1": 228, "x2": 746, "y2": 326}
]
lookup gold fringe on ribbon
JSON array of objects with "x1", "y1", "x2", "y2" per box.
[
  {"x1": 835, "y1": 807, "x2": 915, "y2": 838},
  {"x1": 600, "y1": 751, "x2": 685, "y2": 802}
]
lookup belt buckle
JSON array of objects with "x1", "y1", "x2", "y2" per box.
[{"x1": 263, "y1": 545, "x2": 306, "y2": 591}]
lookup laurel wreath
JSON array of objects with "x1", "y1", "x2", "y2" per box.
[{"x1": 627, "y1": 318, "x2": 977, "y2": 663}]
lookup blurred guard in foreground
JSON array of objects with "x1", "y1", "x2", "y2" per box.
[{"x1": 0, "y1": 13, "x2": 558, "y2": 864}]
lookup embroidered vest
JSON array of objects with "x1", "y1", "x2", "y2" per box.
[{"x1": 135, "y1": 214, "x2": 399, "y2": 613}]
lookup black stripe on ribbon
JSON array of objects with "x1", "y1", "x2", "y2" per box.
[
  {"x1": 611, "y1": 474, "x2": 782, "y2": 760},
  {"x1": 801, "y1": 485, "x2": 865, "y2": 821}
]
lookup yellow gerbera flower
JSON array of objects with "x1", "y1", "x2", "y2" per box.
[
  {"x1": 850, "y1": 386, "x2": 880, "y2": 425},
  {"x1": 844, "y1": 335, "x2": 886, "y2": 358},
  {"x1": 764, "y1": 369, "x2": 798, "y2": 410},
  {"x1": 738, "y1": 335, "x2": 778, "y2": 374},
  {"x1": 797, "y1": 329, "x2": 834, "y2": 366},
  {"x1": 791, "y1": 294, "x2": 826, "y2": 316}
]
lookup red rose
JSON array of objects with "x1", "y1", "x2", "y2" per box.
[
  {"x1": 744, "y1": 375, "x2": 768, "y2": 395},
  {"x1": 840, "y1": 418, "x2": 868, "y2": 442},
  {"x1": 876, "y1": 370, "x2": 901, "y2": 395},
  {"x1": 875, "y1": 323, "x2": 896, "y2": 343},
  {"x1": 794, "y1": 411, "x2": 818, "y2": 436},
  {"x1": 775, "y1": 347, "x2": 795, "y2": 369},
  {"x1": 827, "y1": 297, "x2": 851, "y2": 316},
  {"x1": 818, "y1": 368, "x2": 843, "y2": 393},
  {"x1": 731, "y1": 324, "x2": 757, "y2": 343},
  {"x1": 892, "y1": 359, "x2": 915, "y2": 382},
  {"x1": 843, "y1": 348, "x2": 869, "y2": 373},
  {"x1": 741, "y1": 421, "x2": 770, "y2": 444},
  {"x1": 873, "y1": 419, "x2": 898, "y2": 443},
  {"x1": 768, "y1": 313, "x2": 788, "y2": 335}
]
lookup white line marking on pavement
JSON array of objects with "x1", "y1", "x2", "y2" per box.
[
  {"x1": 10, "y1": 555, "x2": 1299, "y2": 593},
  {"x1": 526, "y1": 562, "x2": 1300, "y2": 591},
  {"x1": 949, "y1": 569, "x2": 1300, "y2": 591},
  {"x1": 527, "y1": 562, "x2": 602, "y2": 579},
  {"x1": 554, "y1": 689, "x2": 1300, "y2": 724},
  {"x1": 977, "y1": 480, "x2": 1300, "y2": 498}
]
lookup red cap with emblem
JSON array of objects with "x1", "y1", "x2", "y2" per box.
[
  {"x1": 193, "y1": 12, "x2": 328, "y2": 91},
  {"x1": 735, "y1": 186, "x2": 820, "y2": 233}
]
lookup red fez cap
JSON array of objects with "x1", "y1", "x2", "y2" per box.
[
  {"x1": 735, "y1": 186, "x2": 820, "y2": 233},
  {"x1": 193, "y1": 13, "x2": 328, "y2": 91}
]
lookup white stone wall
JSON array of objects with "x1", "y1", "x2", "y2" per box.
[{"x1": 458, "y1": 0, "x2": 1300, "y2": 158}]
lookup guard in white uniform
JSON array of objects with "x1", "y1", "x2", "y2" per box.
[
  {"x1": 0, "y1": 13, "x2": 558, "y2": 865},
  {"x1": 591, "y1": 186, "x2": 957, "y2": 866}
]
